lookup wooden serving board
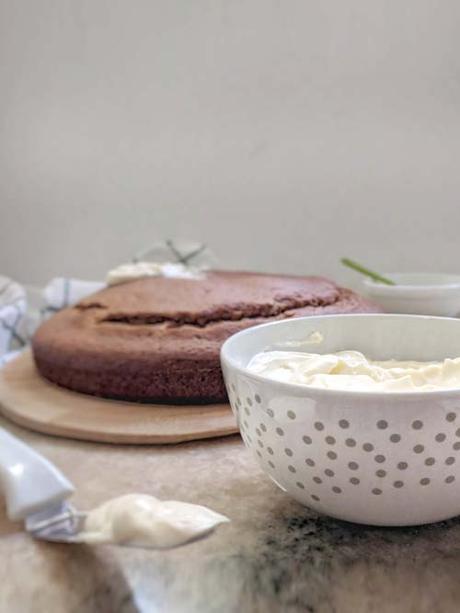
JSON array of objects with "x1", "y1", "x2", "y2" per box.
[{"x1": 0, "y1": 350, "x2": 238, "y2": 444}]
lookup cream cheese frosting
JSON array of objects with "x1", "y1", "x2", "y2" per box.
[
  {"x1": 247, "y1": 350, "x2": 460, "y2": 392},
  {"x1": 78, "y1": 494, "x2": 229, "y2": 548},
  {"x1": 106, "y1": 262, "x2": 204, "y2": 286}
]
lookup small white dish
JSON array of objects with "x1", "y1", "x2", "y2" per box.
[
  {"x1": 221, "y1": 314, "x2": 460, "y2": 526},
  {"x1": 364, "y1": 273, "x2": 460, "y2": 316}
]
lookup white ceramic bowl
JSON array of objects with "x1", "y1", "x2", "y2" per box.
[
  {"x1": 221, "y1": 314, "x2": 460, "y2": 526},
  {"x1": 364, "y1": 273, "x2": 460, "y2": 316}
]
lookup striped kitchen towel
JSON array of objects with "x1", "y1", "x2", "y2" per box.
[
  {"x1": 0, "y1": 277, "x2": 28, "y2": 366},
  {"x1": 0, "y1": 276, "x2": 104, "y2": 366},
  {"x1": 0, "y1": 239, "x2": 215, "y2": 365},
  {"x1": 41, "y1": 277, "x2": 104, "y2": 319}
]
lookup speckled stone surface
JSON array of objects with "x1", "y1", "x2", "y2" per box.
[{"x1": 3, "y1": 415, "x2": 460, "y2": 613}]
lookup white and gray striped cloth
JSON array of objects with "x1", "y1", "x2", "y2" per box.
[
  {"x1": 0, "y1": 240, "x2": 216, "y2": 366},
  {"x1": 0, "y1": 276, "x2": 28, "y2": 365},
  {"x1": 0, "y1": 276, "x2": 104, "y2": 367}
]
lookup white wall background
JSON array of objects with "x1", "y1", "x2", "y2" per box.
[{"x1": 1, "y1": 0, "x2": 460, "y2": 288}]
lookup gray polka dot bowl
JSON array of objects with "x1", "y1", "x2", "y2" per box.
[{"x1": 220, "y1": 314, "x2": 460, "y2": 526}]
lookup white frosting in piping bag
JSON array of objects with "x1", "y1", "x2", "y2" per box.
[{"x1": 78, "y1": 494, "x2": 229, "y2": 548}]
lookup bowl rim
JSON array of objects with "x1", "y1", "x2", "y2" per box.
[
  {"x1": 220, "y1": 313, "x2": 460, "y2": 400},
  {"x1": 364, "y1": 272, "x2": 460, "y2": 292}
]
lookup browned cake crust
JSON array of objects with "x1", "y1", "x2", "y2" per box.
[{"x1": 32, "y1": 271, "x2": 381, "y2": 403}]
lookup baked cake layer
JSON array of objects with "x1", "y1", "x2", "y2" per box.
[{"x1": 32, "y1": 271, "x2": 381, "y2": 403}]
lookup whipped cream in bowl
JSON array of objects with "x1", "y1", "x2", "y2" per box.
[
  {"x1": 248, "y1": 350, "x2": 460, "y2": 392},
  {"x1": 221, "y1": 314, "x2": 460, "y2": 527}
]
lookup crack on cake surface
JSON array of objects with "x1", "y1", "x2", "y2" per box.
[
  {"x1": 75, "y1": 302, "x2": 106, "y2": 310},
  {"x1": 98, "y1": 294, "x2": 344, "y2": 328}
]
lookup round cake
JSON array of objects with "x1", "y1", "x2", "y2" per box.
[{"x1": 32, "y1": 271, "x2": 380, "y2": 403}]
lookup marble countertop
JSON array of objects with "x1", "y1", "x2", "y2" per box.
[{"x1": 2, "y1": 416, "x2": 460, "y2": 613}]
